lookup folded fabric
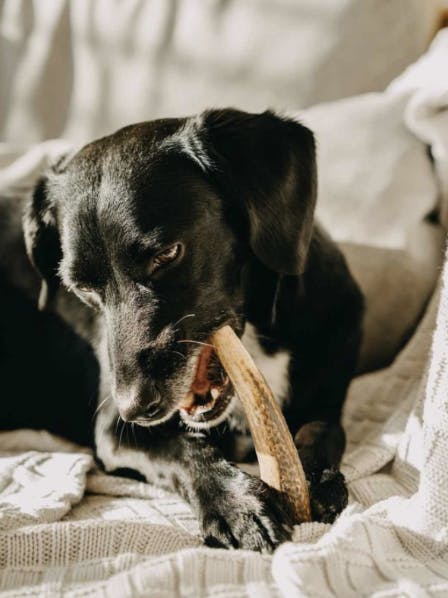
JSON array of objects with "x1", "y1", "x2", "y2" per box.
[{"x1": 0, "y1": 450, "x2": 92, "y2": 532}]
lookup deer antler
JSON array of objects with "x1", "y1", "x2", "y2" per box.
[{"x1": 211, "y1": 325, "x2": 311, "y2": 523}]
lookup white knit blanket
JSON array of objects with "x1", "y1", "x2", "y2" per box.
[{"x1": 1, "y1": 31, "x2": 448, "y2": 598}]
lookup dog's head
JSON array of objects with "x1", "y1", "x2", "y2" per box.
[{"x1": 23, "y1": 109, "x2": 316, "y2": 428}]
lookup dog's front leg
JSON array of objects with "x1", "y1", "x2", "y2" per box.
[
  {"x1": 94, "y1": 401, "x2": 293, "y2": 552},
  {"x1": 294, "y1": 420, "x2": 348, "y2": 523}
]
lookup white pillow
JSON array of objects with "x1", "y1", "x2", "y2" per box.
[{"x1": 299, "y1": 92, "x2": 438, "y2": 249}]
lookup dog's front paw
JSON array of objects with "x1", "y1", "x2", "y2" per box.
[
  {"x1": 309, "y1": 467, "x2": 348, "y2": 523},
  {"x1": 199, "y1": 470, "x2": 293, "y2": 553}
]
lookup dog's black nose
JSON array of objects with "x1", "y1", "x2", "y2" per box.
[{"x1": 118, "y1": 397, "x2": 162, "y2": 422}]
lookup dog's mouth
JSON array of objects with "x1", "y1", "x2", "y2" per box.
[{"x1": 179, "y1": 344, "x2": 234, "y2": 426}]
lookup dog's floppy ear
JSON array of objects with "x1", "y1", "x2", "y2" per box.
[
  {"x1": 23, "y1": 176, "x2": 62, "y2": 310},
  {"x1": 201, "y1": 109, "x2": 317, "y2": 274}
]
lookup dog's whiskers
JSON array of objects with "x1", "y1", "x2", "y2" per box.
[
  {"x1": 172, "y1": 313, "x2": 196, "y2": 329},
  {"x1": 131, "y1": 422, "x2": 137, "y2": 448},
  {"x1": 167, "y1": 349, "x2": 187, "y2": 360},
  {"x1": 92, "y1": 394, "x2": 111, "y2": 420},
  {"x1": 177, "y1": 339, "x2": 214, "y2": 348},
  {"x1": 118, "y1": 419, "x2": 126, "y2": 450}
]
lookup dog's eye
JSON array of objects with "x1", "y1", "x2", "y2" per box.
[{"x1": 150, "y1": 243, "x2": 183, "y2": 274}]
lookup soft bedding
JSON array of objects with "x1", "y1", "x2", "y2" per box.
[{"x1": 1, "y1": 29, "x2": 448, "y2": 598}]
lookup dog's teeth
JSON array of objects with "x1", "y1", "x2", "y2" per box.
[{"x1": 210, "y1": 387, "x2": 220, "y2": 400}]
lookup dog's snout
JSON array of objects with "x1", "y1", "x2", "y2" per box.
[{"x1": 108, "y1": 309, "x2": 185, "y2": 424}]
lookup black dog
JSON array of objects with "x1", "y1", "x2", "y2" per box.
[{"x1": 0, "y1": 109, "x2": 363, "y2": 552}]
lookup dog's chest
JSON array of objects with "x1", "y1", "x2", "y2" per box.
[
  {"x1": 241, "y1": 323, "x2": 291, "y2": 404},
  {"x1": 229, "y1": 323, "x2": 291, "y2": 443}
]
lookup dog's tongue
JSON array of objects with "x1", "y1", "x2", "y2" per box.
[
  {"x1": 179, "y1": 345, "x2": 214, "y2": 412},
  {"x1": 191, "y1": 345, "x2": 213, "y2": 395}
]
